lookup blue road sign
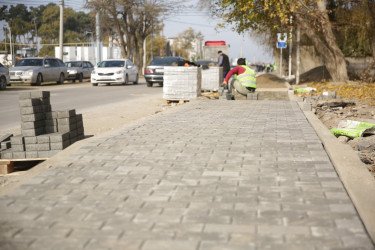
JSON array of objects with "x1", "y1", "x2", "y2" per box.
[
  {"x1": 276, "y1": 42, "x2": 287, "y2": 49},
  {"x1": 277, "y1": 42, "x2": 287, "y2": 48}
]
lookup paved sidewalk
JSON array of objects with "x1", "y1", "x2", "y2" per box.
[{"x1": 0, "y1": 100, "x2": 373, "y2": 250}]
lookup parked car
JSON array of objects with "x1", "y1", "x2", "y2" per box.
[
  {"x1": 0, "y1": 63, "x2": 10, "y2": 90},
  {"x1": 65, "y1": 61, "x2": 94, "y2": 83},
  {"x1": 9, "y1": 57, "x2": 67, "y2": 86},
  {"x1": 144, "y1": 56, "x2": 185, "y2": 87},
  {"x1": 91, "y1": 59, "x2": 138, "y2": 86},
  {"x1": 194, "y1": 60, "x2": 216, "y2": 67}
]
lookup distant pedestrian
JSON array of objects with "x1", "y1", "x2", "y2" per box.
[
  {"x1": 266, "y1": 63, "x2": 271, "y2": 72},
  {"x1": 217, "y1": 50, "x2": 231, "y2": 80}
]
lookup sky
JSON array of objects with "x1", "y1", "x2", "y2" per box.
[
  {"x1": 163, "y1": 3, "x2": 274, "y2": 64},
  {"x1": 0, "y1": 0, "x2": 275, "y2": 63}
]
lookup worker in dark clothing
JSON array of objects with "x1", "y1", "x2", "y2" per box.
[{"x1": 217, "y1": 50, "x2": 231, "y2": 80}]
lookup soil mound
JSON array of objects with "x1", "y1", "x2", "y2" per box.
[
  {"x1": 257, "y1": 74, "x2": 286, "y2": 88},
  {"x1": 289, "y1": 66, "x2": 332, "y2": 84}
]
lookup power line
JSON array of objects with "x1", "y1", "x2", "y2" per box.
[{"x1": 165, "y1": 19, "x2": 216, "y2": 28}]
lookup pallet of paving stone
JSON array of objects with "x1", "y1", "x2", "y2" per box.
[{"x1": 0, "y1": 158, "x2": 47, "y2": 175}]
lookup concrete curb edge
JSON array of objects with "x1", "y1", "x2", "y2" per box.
[{"x1": 297, "y1": 100, "x2": 375, "y2": 244}]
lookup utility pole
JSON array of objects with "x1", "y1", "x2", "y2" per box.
[
  {"x1": 3, "y1": 27, "x2": 7, "y2": 56},
  {"x1": 59, "y1": 0, "x2": 64, "y2": 59},
  {"x1": 288, "y1": 16, "x2": 293, "y2": 79},
  {"x1": 9, "y1": 26, "x2": 13, "y2": 66},
  {"x1": 280, "y1": 48, "x2": 283, "y2": 77},
  {"x1": 296, "y1": 28, "x2": 301, "y2": 85},
  {"x1": 96, "y1": 12, "x2": 101, "y2": 64},
  {"x1": 142, "y1": 15, "x2": 146, "y2": 73},
  {"x1": 151, "y1": 19, "x2": 154, "y2": 60},
  {"x1": 33, "y1": 17, "x2": 39, "y2": 55}
]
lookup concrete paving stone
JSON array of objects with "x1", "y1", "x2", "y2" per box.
[
  {"x1": 142, "y1": 240, "x2": 199, "y2": 250},
  {"x1": 29, "y1": 91, "x2": 49, "y2": 99},
  {"x1": 0, "y1": 237, "x2": 34, "y2": 250},
  {"x1": 28, "y1": 236, "x2": 89, "y2": 250},
  {"x1": 25, "y1": 151, "x2": 38, "y2": 158},
  {"x1": 18, "y1": 91, "x2": 32, "y2": 100},
  {"x1": 284, "y1": 234, "x2": 346, "y2": 249},
  {"x1": 45, "y1": 111, "x2": 57, "y2": 120},
  {"x1": 258, "y1": 224, "x2": 311, "y2": 236},
  {"x1": 11, "y1": 144, "x2": 25, "y2": 152},
  {"x1": 42, "y1": 104, "x2": 51, "y2": 113},
  {"x1": 57, "y1": 109, "x2": 76, "y2": 118},
  {"x1": 35, "y1": 135, "x2": 50, "y2": 144},
  {"x1": 44, "y1": 119, "x2": 57, "y2": 127},
  {"x1": 24, "y1": 136, "x2": 38, "y2": 145},
  {"x1": 44, "y1": 126, "x2": 57, "y2": 134},
  {"x1": 20, "y1": 106, "x2": 43, "y2": 115},
  {"x1": 35, "y1": 143, "x2": 50, "y2": 151},
  {"x1": 11, "y1": 151, "x2": 26, "y2": 159},
  {"x1": 50, "y1": 140, "x2": 70, "y2": 150},
  {"x1": 311, "y1": 227, "x2": 374, "y2": 249},
  {"x1": 58, "y1": 124, "x2": 76, "y2": 133},
  {"x1": 204, "y1": 224, "x2": 256, "y2": 234},
  {"x1": 0, "y1": 100, "x2": 373, "y2": 249},
  {"x1": 200, "y1": 241, "x2": 255, "y2": 250},
  {"x1": 49, "y1": 132, "x2": 70, "y2": 143},
  {"x1": 18, "y1": 98, "x2": 41, "y2": 107},
  {"x1": 21, "y1": 113, "x2": 45, "y2": 123},
  {"x1": 21, "y1": 121, "x2": 45, "y2": 130},
  {"x1": 329, "y1": 203, "x2": 358, "y2": 214},
  {"x1": 10, "y1": 135, "x2": 24, "y2": 145},
  {"x1": 57, "y1": 117, "x2": 77, "y2": 126}
]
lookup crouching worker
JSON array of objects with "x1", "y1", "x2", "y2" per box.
[{"x1": 222, "y1": 58, "x2": 257, "y2": 99}]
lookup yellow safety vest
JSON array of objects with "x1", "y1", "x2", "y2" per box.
[{"x1": 237, "y1": 66, "x2": 257, "y2": 88}]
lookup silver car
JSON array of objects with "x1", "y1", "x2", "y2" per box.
[
  {"x1": 9, "y1": 57, "x2": 67, "y2": 86},
  {"x1": 65, "y1": 61, "x2": 94, "y2": 83},
  {"x1": 0, "y1": 62, "x2": 10, "y2": 90}
]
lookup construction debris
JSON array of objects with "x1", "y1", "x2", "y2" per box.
[{"x1": 296, "y1": 81, "x2": 375, "y2": 177}]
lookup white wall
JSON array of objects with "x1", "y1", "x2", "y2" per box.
[{"x1": 55, "y1": 46, "x2": 123, "y2": 64}]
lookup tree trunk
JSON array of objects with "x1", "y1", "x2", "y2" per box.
[
  {"x1": 114, "y1": 17, "x2": 127, "y2": 59},
  {"x1": 366, "y1": 0, "x2": 375, "y2": 64},
  {"x1": 295, "y1": 1, "x2": 349, "y2": 82}
]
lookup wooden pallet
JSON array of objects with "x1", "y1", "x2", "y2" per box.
[
  {"x1": 0, "y1": 158, "x2": 47, "y2": 175},
  {"x1": 163, "y1": 99, "x2": 190, "y2": 105}
]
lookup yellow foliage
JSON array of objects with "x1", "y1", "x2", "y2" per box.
[{"x1": 307, "y1": 82, "x2": 375, "y2": 106}]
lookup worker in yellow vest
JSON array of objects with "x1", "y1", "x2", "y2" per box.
[{"x1": 222, "y1": 58, "x2": 257, "y2": 98}]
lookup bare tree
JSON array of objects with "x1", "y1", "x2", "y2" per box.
[{"x1": 87, "y1": 0, "x2": 183, "y2": 71}]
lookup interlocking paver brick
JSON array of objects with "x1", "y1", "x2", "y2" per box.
[{"x1": 0, "y1": 100, "x2": 373, "y2": 249}]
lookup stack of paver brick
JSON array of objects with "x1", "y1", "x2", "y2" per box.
[
  {"x1": 0, "y1": 91, "x2": 84, "y2": 159},
  {"x1": 163, "y1": 66, "x2": 201, "y2": 100},
  {"x1": 201, "y1": 66, "x2": 222, "y2": 91}
]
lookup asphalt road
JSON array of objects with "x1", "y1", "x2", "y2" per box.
[{"x1": 0, "y1": 79, "x2": 162, "y2": 132}]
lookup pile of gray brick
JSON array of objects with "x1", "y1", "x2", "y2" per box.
[{"x1": 0, "y1": 91, "x2": 84, "y2": 159}]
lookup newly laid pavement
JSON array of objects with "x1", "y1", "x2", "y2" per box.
[{"x1": 0, "y1": 100, "x2": 374, "y2": 250}]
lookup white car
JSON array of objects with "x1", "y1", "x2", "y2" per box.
[
  {"x1": 91, "y1": 59, "x2": 138, "y2": 86},
  {"x1": 0, "y1": 62, "x2": 10, "y2": 90}
]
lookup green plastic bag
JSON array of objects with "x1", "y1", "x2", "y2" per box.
[
  {"x1": 294, "y1": 87, "x2": 316, "y2": 93},
  {"x1": 330, "y1": 120, "x2": 375, "y2": 138}
]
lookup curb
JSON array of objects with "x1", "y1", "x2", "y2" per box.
[{"x1": 297, "y1": 100, "x2": 375, "y2": 244}]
